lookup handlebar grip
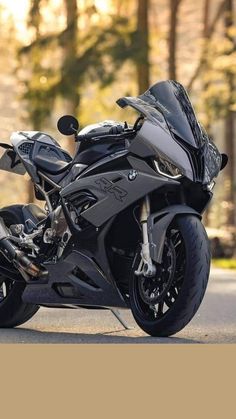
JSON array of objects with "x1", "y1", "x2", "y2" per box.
[
  {"x1": 75, "y1": 130, "x2": 109, "y2": 142},
  {"x1": 76, "y1": 126, "x2": 124, "y2": 142}
]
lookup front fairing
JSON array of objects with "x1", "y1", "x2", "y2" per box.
[
  {"x1": 201, "y1": 135, "x2": 222, "y2": 184},
  {"x1": 117, "y1": 80, "x2": 222, "y2": 184},
  {"x1": 128, "y1": 119, "x2": 194, "y2": 181}
]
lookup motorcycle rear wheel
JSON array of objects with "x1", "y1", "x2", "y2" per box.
[
  {"x1": 0, "y1": 207, "x2": 39, "y2": 328},
  {"x1": 129, "y1": 215, "x2": 210, "y2": 337},
  {"x1": 0, "y1": 277, "x2": 39, "y2": 328}
]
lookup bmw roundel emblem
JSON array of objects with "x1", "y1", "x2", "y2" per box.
[{"x1": 128, "y1": 170, "x2": 137, "y2": 181}]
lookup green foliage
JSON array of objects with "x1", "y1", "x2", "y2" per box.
[
  {"x1": 212, "y1": 259, "x2": 236, "y2": 269},
  {"x1": 19, "y1": 4, "x2": 137, "y2": 125},
  {"x1": 18, "y1": 2, "x2": 236, "y2": 160},
  {"x1": 195, "y1": 32, "x2": 236, "y2": 127},
  {"x1": 18, "y1": 0, "x2": 55, "y2": 129}
]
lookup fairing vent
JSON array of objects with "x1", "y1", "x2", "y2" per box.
[
  {"x1": 68, "y1": 190, "x2": 97, "y2": 211},
  {"x1": 18, "y1": 142, "x2": 33, "y2": 156},
  {"x1": 53, "y1": 283, "x2": 84, "y2": 299},
  {"x1": 67, "y1": 190, "x2": 97, "y2": 230},
  {"x1": 72, "y1": 266, "x2": 100, "y2": 289}
]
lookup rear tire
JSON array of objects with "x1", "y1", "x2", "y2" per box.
[
  {"x1": 129, "y1": 215, "x2": 210, "y2": 337},
  {"x1": 0, "y1": 278, "x2": 39, "y2": 328},
  {"x1": 0, "y1": 206, "x2": 39, "y2": 328}
]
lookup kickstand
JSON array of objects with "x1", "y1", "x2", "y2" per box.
[{"x1": 110, "y1": 309, "x2": 134, "y2": 330}]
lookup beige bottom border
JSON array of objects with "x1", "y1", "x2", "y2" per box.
[{"x1": 0, "y1": 344, "x2": 235, "y2": 418}]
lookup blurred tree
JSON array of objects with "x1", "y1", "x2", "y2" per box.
[
  {"x1": 61, "y1": 0, "x2": 79, "y2": 153},
  {"x1": 63, "y1": 0, "x2": 79, "y2": 113},
  {"x1": 20, "y1": 1, "x2": 132, "y2": 153},
  {"x1": 0, "y1": 6, "x2": 28, "y2": 207},
  {"x1": 20, "y1": 0, "x2": 149, "y2": 135},
  {"x1": 22, "y1": 0, "x2": 46, "y2": 202},
  {"x1": 201, "y1": 0, "x2": 212, "y2": 227},
  {"x1": 21, "y1": 0, "x2": 62, "y2": 202},
  {"x1": 199, "y1": 0, "x2": 236, "y2": 228},
  {"x1": 168, "y1": 0, "x2": 182, "y2": 80},
  {"x1": 100, "y1": 0, "x2": 151, "y2": 94},
  {"x1": 187, "y1": 0, "x2": 228, "y2": 90},
  {"x1": 17, "y1": 0, "x2": 235, "y2": 225},
  {"x1": 186, "y1": 0, "x2": 236, "y2": 229},
  {"x1": 224, "y1": 0, "x2": 235, "y2": 226},
  {"x1": 136, "y1": 0, "x2": 150, "y2": 93},
  {"x1": 22, "y1": 0, "x2": 56, "y2": 131},
  {"x1": 202, "y1": 0, "x2": 212, "y2": 130}
]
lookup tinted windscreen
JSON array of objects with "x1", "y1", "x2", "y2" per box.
[{"x1": 117, "y1": 80, "x2": 203, "y2": 148}]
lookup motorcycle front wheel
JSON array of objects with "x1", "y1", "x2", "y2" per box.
[{"x1": 129, "y1": 215, "x2": 211, "y2": 337}]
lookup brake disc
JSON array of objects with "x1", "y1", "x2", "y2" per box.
[{"x1": 138, "y1": 239, "x2": 176, "y2": 305}]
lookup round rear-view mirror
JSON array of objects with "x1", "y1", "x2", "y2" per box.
[
  {"x1": 57, "y1": 115, "x2": 79, "y2": 136},
  {"x1": 220, "y1": 153, "x2": 228, "y2": 171}
]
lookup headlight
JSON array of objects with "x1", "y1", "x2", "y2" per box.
[{"x1": 154, "y1": 157, "x2": 182, "y2": 179}]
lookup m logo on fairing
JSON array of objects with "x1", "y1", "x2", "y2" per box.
[{"x1": 95, "y1": 177, "x2": 127, "y2": 202}]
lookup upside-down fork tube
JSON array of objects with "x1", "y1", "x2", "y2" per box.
[
  {"x1": 0, "y1": 217, "x2": 48, "y2": 280},
  {"x1": 136, "y1": 196, "x2": 156, "y2": 277}
]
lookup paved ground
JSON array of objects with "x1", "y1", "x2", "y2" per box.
[{"x1": 0, "y1": 268, "x2": 235, "y2": 343}]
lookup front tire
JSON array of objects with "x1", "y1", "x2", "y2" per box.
[{"x1": 129, "y1": 215, "x2": 211, "y2": 337}]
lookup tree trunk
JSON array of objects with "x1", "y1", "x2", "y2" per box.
[
  {"x1": 168, "y1": 0, "x2": 181, "y2": 80},
  {"x1": 63, "y1": 0, "x2": 80, "y2": 155},
  {"x1": 202, "y1": 0, "x2": 211, "y2": 226},
  {"x1": 187, "y1": 0, "x2": 227, "y2": 90},
  {"x1": 137, "y1": 0, "x2": 150, "y2": 94},
  {"x1": 203, "y1": 0, "x2": 210, "y2": 38},
  {"x1": 202, "y1": 0, "x2": 211, "y2": 132},
  {"x1": 27, "y1": 0, "x2": 42, "y2": 203},
  {"x1": 64, "y1": 0, "x2": 78, "y2": 76},
  {"x1": 224, "y1": 0, "x2": 235, "y2": 227}
]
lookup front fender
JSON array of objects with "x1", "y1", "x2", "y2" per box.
[{"x1": 147, "y1": 205, "x2": 201, "y2": 264}]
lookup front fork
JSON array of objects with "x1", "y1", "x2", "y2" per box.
[{"x1": 135, "y1": 195, "x2": 156, "y2": 277}]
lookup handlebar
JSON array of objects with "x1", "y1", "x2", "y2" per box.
[
  {"x1": 75, "y1": 116, "x2": 144, "y2": 143},
  {"x1": 75, "y1": 126, "x2": 137, "y2": 143}
]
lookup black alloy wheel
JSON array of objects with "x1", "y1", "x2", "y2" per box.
[{"x1": 129, "y1": 215, "x2": 210, "y2": 337}]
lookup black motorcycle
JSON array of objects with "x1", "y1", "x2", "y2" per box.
[{"x1": 0, "y1": 81, "x2": 227, "y2": 337}]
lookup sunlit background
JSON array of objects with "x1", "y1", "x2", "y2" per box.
[{"x1": 0, "y1": 0, "x2": 235, "y2": 256}]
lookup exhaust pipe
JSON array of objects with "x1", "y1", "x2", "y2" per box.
[{"x1": 0, "y1": 217, "x2": 48, "y2": 280}]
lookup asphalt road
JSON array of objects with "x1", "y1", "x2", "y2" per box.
[{"x1": 0, "y1": 268, "x2": 235, "y2": 343}]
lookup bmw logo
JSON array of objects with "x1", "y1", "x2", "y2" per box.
[{"x1": 128, "y1": 170, "x2": 137, "y2": 181}]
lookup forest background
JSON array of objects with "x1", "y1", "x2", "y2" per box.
[{"x1": 0, "y1": 0, "x2": 235, "y2": 254}]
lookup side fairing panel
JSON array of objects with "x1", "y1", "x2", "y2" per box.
[{"x1": 61, "y1": 158, "x2": 179, "y2": 227}]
